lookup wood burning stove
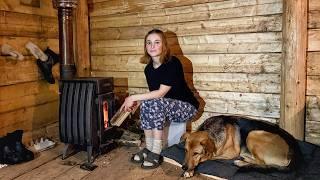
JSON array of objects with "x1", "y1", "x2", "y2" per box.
[
  {"x1": 59, "y1": 77, "x2": 116, "y2": 170},
  {"x1": 54, "y1": 0, "x2": 119, "y2": 170}
]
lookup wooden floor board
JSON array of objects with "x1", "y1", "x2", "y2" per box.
[
  {"x1": 15, "y1": 151, "x2": 88, "y2": 180},
  {"x1": 0, "y1": 143, "x2": 63, "y2": 180},
  {"x1": 0, "y1": 144, "x2": 212, "y2": 180}
]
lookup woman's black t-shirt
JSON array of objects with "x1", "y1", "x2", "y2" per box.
[{"x1": 144, "y1": 56, "x2": 199, "y2": 109}]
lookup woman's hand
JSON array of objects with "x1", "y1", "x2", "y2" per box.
[{"x1": 120, "y1": 96, "x2": 139, "y2": 112}]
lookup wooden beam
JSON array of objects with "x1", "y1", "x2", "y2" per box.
[
  {"x1": 75, "y1": 0, "x2": 90, "y2": 77},
  {"x1": 280, "y1": 0, "x2": 308, "y2": 140}
]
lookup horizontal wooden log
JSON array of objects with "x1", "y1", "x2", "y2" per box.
[
  {"x1": 308, "y1": 29, "x2": 320, "y2": 51},
  {"x1": 307, "y1": 52, "x2": 320, "y2": 76},
  {"x1": 309, "y1": 0, "x2": 320, "y2": 11},
  {"x1": 306, "y1": 96, "x2": 320, "y2": 122},
  {"x1": 91, "y1": 2, "x2": 281, "y2": 28},
  {"x1": 0, "y1": 56, "x2": 60, "y2": 86},
  {"x1": 0, "y1": 0, "x2": 57, "y2": 17},
  {"x1": 89, "y1": 0, "x2": 227, "y2": 16},
  {"x1": 140, "y1": 0, "x2": 281, "y2": 17},
  {"x1": 179, "y1": 54, "x2": 281, "y2": 73},
  {"x1": 41, "y1": 16, "x2": 59, "y2": 38},
  {"x1": 0, "y1": 57, "x2": 41, "y2": 85},
  {"x1": 0, "y1": 101, "x2": 59, "y2": 137},
  {"x1": 1, "y1": 10, "x2": 41, "y2": 25},
  {"x1": 306, "y1": 95, "x2": 320, "y2": 144},
  {"x1": 191, "y1": 111, "x2": 278, "y2": 131},
  {"x1": 89, "y1": 0, "x2": 280, "y2": 17},
  {"x1": 89, "y1": 0, "x2": 125, "y2": 5},
  {"x1": 192, "y1": 73, "x2": 280, "y2": 93},
  {"x1": 201, "y1": 91, "x2": 280, "y2": 118},
  {"x1": 92, "y1": 71, "x2": 146, "y2": 88},
  {"x1": 92, "y1": 42, "x2": 281, "y2": 55},
  {"x1": 92, "y1": 32, "x2": 281, "y2": 48},
  {"x1": 121, "y1": 87, "x2": 280, "y2": 120},
  {"x1": 124, "y1": 87, "x2": 280, "y2": 118},
  {"x1": 0, "y1": 88, "x2": 58, "y2": 114},
  {"x1": 173, "y1": 42, "x2": 281, "y2": 54},
  {"x1": 0, "y1": 16, "x2": 58, "y2": 38},
  {"x1": 308, "y1": 10, "x2": 320, "y2": 29},
  {"x1": 0, "y1": 81, "x2": 58, "y2": 115},
  {"x1": 0, "y1": 37, "x2": 59, "y2": 55},
  {"x1": 91, "y1": 55, "x2": 145, "y2": 72},
  {"x1": 307, "y1": 76, "x2": 320, "y2": 96},
  {"x1": 305, "y1": 121, "x2": 320, "y2": 145},
  {"x1": 92, "y1": 70, "x2": 280, "y2": 93},
  {"x1": 0, "y1": 81, "x2": 58, "y2": 101},
  {"x1": 90, "y1": 15, "x2": 282, "y2": 40},
  {"x1": 0, "y1": 11, "x2": 58, "y2": 38},
  {"x1": 91, "y1": 53, "x2": 281, "y2": 74},
  {"x1": 125, "y1": 87, "x2": 148, "y2": 94},
  {"x1": 91, "y1": 32, "x2": 282, "y2": 55}
]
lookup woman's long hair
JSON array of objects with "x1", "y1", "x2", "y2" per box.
[{"x1": 140, "y1": 29, "x2": 171, "y2": 64}]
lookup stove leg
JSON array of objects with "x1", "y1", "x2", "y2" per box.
[
  {"x1": 62, "y1": 143, "x2": 77, "y2": 159},
  {"x1": 79, "y1": 145, "x2": 97, "y2": 171},
  {"x1": 87, "y1": 145, "x2": 93, "y2": 163}
]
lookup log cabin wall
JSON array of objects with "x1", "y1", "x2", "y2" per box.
[
  {"x1": 89, "y1": 0, "x2": 283, "y2": 127},
  {"x1": 0, "y1": 1, "x2": 59, "y2": 143},
  {"x1": 2, "y1": 0, "x2": 316, "y2": 145},
  {"x1": 306, "y1": 0, "x2": 320, "y2": 145}
]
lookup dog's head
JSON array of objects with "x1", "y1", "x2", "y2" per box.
[{"x1": 180, "y1": 131, "x2": 216, "y2": 177}]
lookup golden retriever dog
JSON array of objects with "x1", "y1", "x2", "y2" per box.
[{"x1": 181, "y1": 115, "x2": 301, "y2": 178}]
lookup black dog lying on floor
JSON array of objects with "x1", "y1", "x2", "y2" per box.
[{"x1": 0, "y1": 130, "x2": 34, "y2": 165}]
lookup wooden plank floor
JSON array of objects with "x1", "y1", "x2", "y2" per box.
[{"x1": 0, "y1": 143, "x2": 212, "y2": 180}]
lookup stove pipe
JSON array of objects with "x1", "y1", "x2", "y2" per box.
[{"x1": 53, "y1": 0, "x2": 77, "y2": 79}]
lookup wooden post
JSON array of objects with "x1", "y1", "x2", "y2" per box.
[
  {"x1": 75, "y1": 0, "x2": 90, "y2": 77},
  {"x1": 281, "y1": 0, "x2": 308, "y2": 140}
]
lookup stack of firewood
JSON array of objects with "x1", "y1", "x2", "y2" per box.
[
  {"x1": 110, "y1": 104, "x2": 141, "y2": 146},
  {"x1": 110, "y1": 104, "x2": 139, "y2": 127}
]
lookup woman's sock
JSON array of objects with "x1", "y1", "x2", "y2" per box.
[
  {"x1": 145, "y1": 137, "x2": 153, "y2": 151},
  {"x1": 152, "y1": 139, "x2": 162, "y2": 155},
  {"x1": 143, "y1": 139, "x2": 163, "y2": 167},
  {"x1": 133, "y1": 137, "x2": 153, "y2": 161}
]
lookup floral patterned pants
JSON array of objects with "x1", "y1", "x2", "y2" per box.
[{"x1": 140, "y1": 98, "x2": 197, "y2": 130}]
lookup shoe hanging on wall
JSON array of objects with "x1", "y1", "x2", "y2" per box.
[
  {"x1": 1, "y1": 44, "x2": 24, "y2": 60},
  {"x1": 36, "y1": 48, "x2": 60, "y2": 84},
  {"x1": 25, "y1": 42, "x2": 48, "y2": 61},
  {"x1": 26, "y1": 42, "x2": 60, "y2": 84}
]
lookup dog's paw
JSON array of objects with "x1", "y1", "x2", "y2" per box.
[
  {"x1": 234, "y1": 160, "x2": 249, "y2": 167},
  {"x1": 183, "y1": 171, "x2": 194, "y2": 178}
]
